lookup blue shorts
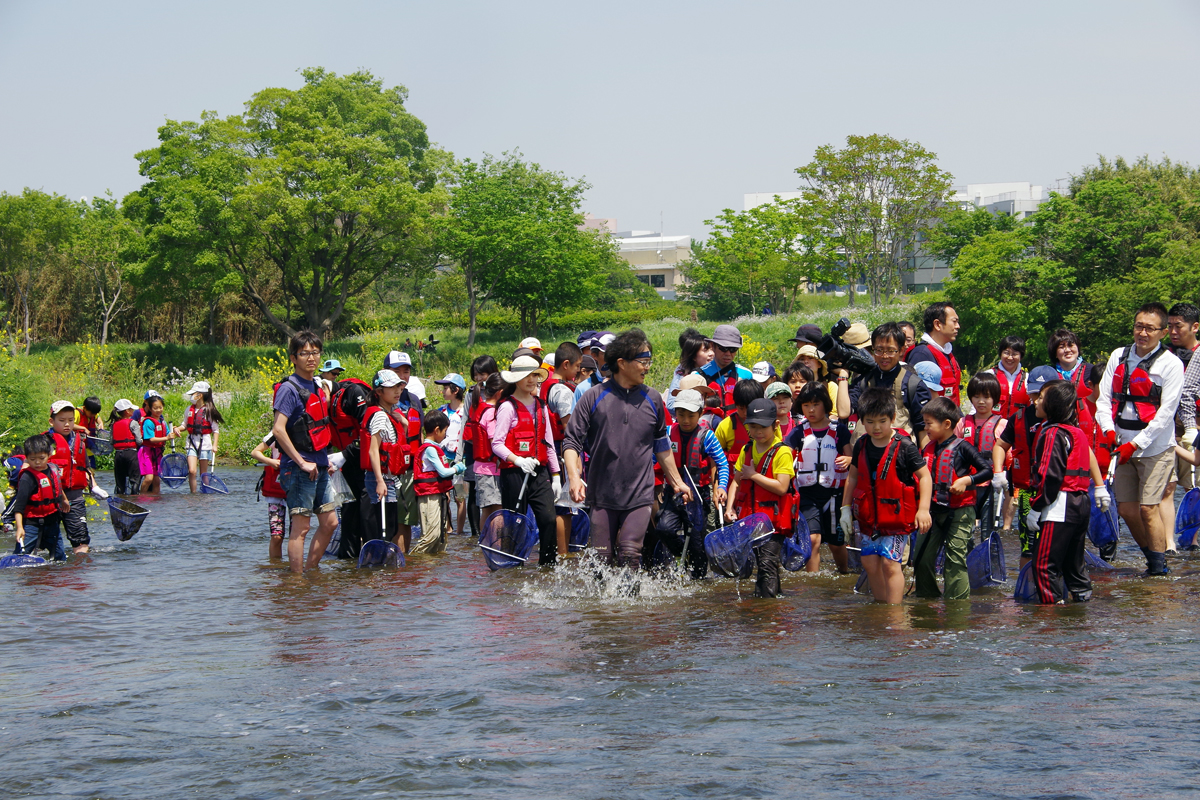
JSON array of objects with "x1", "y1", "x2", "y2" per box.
[
  {"x1": 860, "y1": 533, "x2": 906, "y2": 562},
  {"x1": 279, "y1": 460, "x2": 337, "y2": 518}
]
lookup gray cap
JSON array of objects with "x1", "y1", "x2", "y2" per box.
[
  {"x1": 674, "y1": 389, "x2": 705, "y2": 413},
  {"x1": 707, "y1": 324, "x2": 743, "y2": 349}
]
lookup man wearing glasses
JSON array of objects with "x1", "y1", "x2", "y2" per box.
[
  {"x1": 697, "y1": 324, "x2": 754, "y2": 419},
  {"x1": 847, "y1": 322, "x2": 931, "y2": 449},
  {"x1": 1096, "y1": 302, "x2": 1185, "y2": 576},
  {"x1": 272, "y1": 330, "x2": 340, "y2": 573}
]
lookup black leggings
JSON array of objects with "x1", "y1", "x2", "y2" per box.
[
  {"x1": 499, "y1": 465, "x2": 557, "y2": 565},
  {"x1": 113, "y1": 450, "x2": 140, "y2": 495}
]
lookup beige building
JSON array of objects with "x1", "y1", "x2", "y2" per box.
[{"x1": 581, "y1": 215, "x2": 692, "y2": 299}]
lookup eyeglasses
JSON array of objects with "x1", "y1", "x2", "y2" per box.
[
  {"x1": 715, "y1": 345, "x2": 738, "y2": 354},
  {"x1": 1134, "y1": 324, "x2": 1166, "y2": 334},
  {"x1": 873, "y1": 348, "x2": 900, "y2": 357},
  {"x1": 623, "y1": 358, "x2": 652, "y2": 369},
  {"x1": 294, "y1": 350, "x2": 322, "y2": 359}
]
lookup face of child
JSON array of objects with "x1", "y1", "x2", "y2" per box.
[
  {"x1": 51, "y1": 410, "x2": 75, "y2": 434},
  {"x1": 25, "y1": 451, "x2": 50, "y2": 471},
  {"x1": 579, "y1": 367, "x2": 594, "y2": 382},
  {"x1": 1034, "y1": 392, "x2": 1048, "y2": 420},
  {"x1": 428, "y1": 425, "x2": 448, "y2": 442},
  {"x1": 191, "y1": 392, "x2": 203, "y2": 405},
  {"x1": 559, "y1": 359, "x2": 580, "y2": 382},
  {"x1": 746, "y1": 421, "x2": 776, "y2": 447},
  {"x1": 772, "y1": 395, "x2": 792, "y2": 418},
  {"x1": 698, "y1": 343, "x2": 715, "y2": 367},
  {"x1": 861, "y1": 414, "x2": 894, "y2": 442},
  {"x1": 149, "y1": 400, "x2": 164, "y2": 419},
  {"x1": 1000, "y1": 348, "x2": 1022, "y2": 372},
  {"x1": 800, "y1": 356, "x2": 821, "y2": 375},
  {"x1": 787, "y1": 375, "x2": 806, "y2": 398},
  {"x1": 519, "y1": 373, "x2": 540, "y2": 395},
  {"x1": 734, "y1": 404, "x2": 748, "y2": 422},
  {"x1": 379, "y1": 385, "x2": 403, "y2": 406},
  {"x1": 675, "y1": 408, "x2": 701, "y2": 431},
  {"x1": 971, "y1": 394, "x2": 995, "y2": 416},
  {"x1": 922, "y1": 414, "x2": 954, "y2": 443},
  {"x1": 801, "y1": 399, "x2": 827, "y2": 424},
  {"x1": 442, "y1": 385, "x2": 456, "y2": 404}
]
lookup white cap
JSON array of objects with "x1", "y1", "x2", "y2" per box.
[
  {"x1": 384, "y1": 350, "x2": 412, "y2": 369},
  {"x1": 50, "y1": 400, "x2": 76, "y2": 416},
  {"x1": 114, "y1": 398, "x2": 136, "y2": 412},
  {"x1": 184, "y1": 380, "x2": 211, "y2": 396},
  {"x1": 674, "y1": 389, "x2": 705, "y2": 413},
  {"x1": 751, "y1": 361, "x2": 774, "y2": 382},
  {"x1": 373, "y1": 369, "x2": 405, "y2": 388},
  {"x1": 543, "y1": 353, "x2": 556, "y2": 369},
  {"x1": 519, "y1": 337, "x2": 543, "y2": 352}
]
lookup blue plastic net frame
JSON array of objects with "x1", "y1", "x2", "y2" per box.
[
  {"x1": 479, "y1": 509, "x2": 538, "y2": 571},
  {"x1": 357, "y1": 538, "x2": 405, "y2": 568},
  {"x1": 1176, "y1": 487, "x2": 1200, "y2": 549},
  {"x1": 199, "y1": 472, "x2": 230, "y2": 495},
  {"x1": 107, "y1": 497, "x2": 150, "y2": 542}
]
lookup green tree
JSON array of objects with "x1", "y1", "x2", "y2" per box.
[
  {"x1": 74, "y1": 194, "x2": 142, "y2": 345},
  {"x1": 796, "y1": 134, "x2": 954, "y2": 306},
  {"x1": 0, "y1": 189, "x2": 79, "y2": 355},
  {"x1": 128, "y1": 67, "x2": 445, "y2": 340},
  {"x1": 924, "y1": 203, "x2": 1021, "y2": 265}
]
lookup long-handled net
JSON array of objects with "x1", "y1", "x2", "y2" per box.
[
  {"x1": 108, "y1": 497, "x2": 150, "y2": 542},
  {"x1": 704, "y1": 512, "x2": 772, "y2": 579}
]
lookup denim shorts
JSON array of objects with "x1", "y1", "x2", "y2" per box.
[
  {"x1": 860, "y1": 533, "x2": 906, "y2": 562},
  {"x1": 279, "y1": 460, "x2": 337, "y2": 517},
  {"x1": 187, "y1": 445, "x2": 215, "y2": 462}
]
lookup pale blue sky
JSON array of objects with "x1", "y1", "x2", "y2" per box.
[{"x1": 2, "y1": 0, "x2": 1198, "y2": 239}]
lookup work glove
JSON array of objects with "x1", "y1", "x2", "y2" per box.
[
  {"x1": 90, "y1": 483, "x2": 109, "y2": 499},
  {"x1": 839, "y1": 505, "x2": 853, "y2": 537},
  {"x1": 1116, "y1": 442, "x2": 1138, "y2": 465},
  {"x1": 328, "y1": 451, "x2": 346, "y2": 470},
  {"x1": 991, "y1": 470, "x2": 1008, "y2": 491},
  {"x1": 1025, "y1": 510, "x2": 1042, "y2": 532},
  {"x1": 515, "y1": 456, "x2": 538, "y2": 475},
  {"x1": 1093, "y1": 483, "x2": 1111, "y2": 513},
  {"x1": 551, "y1": 475, "x2": 562, "y2": 498}
]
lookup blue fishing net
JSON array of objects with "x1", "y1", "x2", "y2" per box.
[
  {"x1": 703, "y1": 512, "x2": 772, "y2": 579},
  {"x1": 478, "y1": 509, "x2": 537, "y2": 571},
  {"x1": 846, "y1": 529, "x2": 864, "y2": 574},
  {"x1": 853, "y1": 570, "x2": 870, "y2": 594},
  {"x1": 160, "y1": 453, "x2": 188, "y2": 488},
  {"x1": 87, "y1": 431, "x2": 114, "y2": 456},
  {"x1": 107, "y1": 497, "x2": 150, "y2": 542},
  {"x1": 644, "y1": 539, "x2": 674, "y2": 570},
  {"x1": 0, "y1": 554, "x2": 47, "y2": 568},
  {"x1": 568, "y1": 509, "x2": 590, "y2": 552},
  {"x1": 967, "y1": 530, "x2": 1006, "y2": 590},
  {"x1": 1084, "y1": 547, "x2": 1114, "y2": 573},
  {"x1": 199, "y1": 472, "x2": 230, "y2": 495},
  {"x1": 1013, "y1": 562, "x2": 1041, "y2": 603},
  {"x1": 1087, "y1": 483, "x2": 1120, "y2": 549},
  {"x1": 357, "y1": 538, "x2": 404, "y2": 568},
  {"x1": 1176, "y1": 488, "x2": 1200, "y2": 549},
  {"x1": 781, "y1": 513, "x2": 812, "y2": 572},
  {"x1": 684, "y1": 495, "x2": 705, "y2": 533}
]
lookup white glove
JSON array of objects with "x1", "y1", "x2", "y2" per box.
[
  {"x1": 1025, "y1": 509, "x2": 1042, "y2": 532},
  {"x1": 515, "y1": 456, "x2": 538, "y2": 475},
  {"x1": 1093, "y1": 484, "x2": 1111, "y2": 513},
  {"x1": 839, "y1": 506, "x2": 853, "y2": 537},
  {"x1": 991, "y1": 471, "x2": 1007, "y2": 491},
  {"x1": 551, "y1": 475, "x2": 562, "y2": 498},
  {"x1": 328, "y1": 451, "x2": 346, "y2": 470},
  {"x1": 90, "y1": 484, "x2": 109, "y2": 499}
]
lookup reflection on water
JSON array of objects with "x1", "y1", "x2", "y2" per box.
[{"x1": 2, "y1": 468, "x2": 1198, "y2": 799}]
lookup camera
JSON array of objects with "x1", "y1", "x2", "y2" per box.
[{"x1": 818, "y1": 317, "x2": 876, "y2": 376}]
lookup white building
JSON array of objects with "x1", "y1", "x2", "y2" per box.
[{"x1": 613, "y1": 230, "x2": 692, "y2": 300}]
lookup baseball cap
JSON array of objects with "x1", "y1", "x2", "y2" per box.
[
  {"x1": 751, "y1": 361, "x2": 777, "y2": 383},
  {"x1": 707, "y1": 324, "x2": 743, "y2": 350},
  {"x1": 184, "y1": 380, "x2": 211, "y2": 396},
  {"x1": 51, "y1": 400, "x2": 76, "y2": 416},
  {"x1": 114, "y1": 398, "x2": 136, "y2": 412},
  {"x1": 764, "y1": 382, "x2": 792, "y2": 399},
  {"x1": 913, "y1": 361, "x2": 944, "y2": 393},
  {"x1": 1026, "y1": 365, "x2": 1059, "y2": 396},
  {"x1": 744, "y1": 398, "x2": 777, "y2": 427},
  {"x1": 674, "y1": 389, "x2": 705, "y2": 413},
  {"x1": 789, "y1": 324, "x2": 823, "y2": 345},
  {"x1": 320, "y1": 359, "x2": 344, "y2": 373},
  {"x1": 519, "y1": 337, "x2": 544, "y2": 353},
  {"x1": 373, "y1": 369, "x2": 405, "y2": 388},
  {"x1": 144, "y1": 389, "x2": 162, "y2": 401},
  {"x1": 580, "y1": 355, "x2": 599, "y2": 371},
  {"x1": 434, "y1": 373, "x2": 467, "y2": 391},
  {"x1": 383, "y1": 350, "x2": 412, "y2": 369},
  {"x1": 595, "y1": 333, "x2": 616, "y2": 351},
  {"x1": 577, "y1": 330, "x2": 598, "y2": 346}
]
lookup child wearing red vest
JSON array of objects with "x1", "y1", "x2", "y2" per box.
[
  {"x1": 917, "y1": 398, "x2": 993, "y2": 600},
  {"x1": 1026, "y1": 380, "x2": 1106, "y2": 603},
  {"x1": 726, "y1": 399, "x2": 796, "y2": 598},
  {"x1": 362, "y1": 370, "x2": 410, "y2": 551},
  {"x1": 994, "y1": 366, "x2": 1058, "y2": 567},
  {"x1": 411, "y1": 410, "x2": 465, "y2": 555},
  {"x1": 10, "y1": 434, "x2": 69, "y2": 561},
  {"x1": 715, "y1": 379, "x2": 767, "y2": 467},
  {"x1": 251, "y1": 432, "x2": 289, "y2": 559},
  {"x1": 957, "y1": 372, "x2": 1008, "y2": 538},
  {"x1": 108, "y1": 399, "x2": 142, "y2": 496},
  {"x1": 841, "y1": 388, "x2": 932, "y2": 603},
  {"x1": 47, "y1": 400, "x2": 93, "y2": 554},
  {"x1": 542, "y1": 342, "x2": 582, "y2": 556}
]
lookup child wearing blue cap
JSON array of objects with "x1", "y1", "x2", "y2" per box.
[{"x1": 434, "y1": 373, "x2": 467, "y2": 535}]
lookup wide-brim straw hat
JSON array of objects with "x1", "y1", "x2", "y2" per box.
[
  {"x1": 795, "y1": 345, "x2": 828, "y2": 378},
  {"x1": 501, "y1": 355, "x2": 548, "y2": 384}
]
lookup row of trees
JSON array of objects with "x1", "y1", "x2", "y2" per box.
[
  {"x1": 0, "y1": 68, "x2": 650, "y2": 354},
  {"x1": 681, "y1": 134, "x2": 954, "y2": 316}
]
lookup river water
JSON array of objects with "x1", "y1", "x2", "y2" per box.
[{"x1": 3, "y1": 467, "x2": 1198, "y2": 799}]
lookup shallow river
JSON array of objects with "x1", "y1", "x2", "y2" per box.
[{"x1": 3, "y1": 467, "x2": 1199, "y2": 799}]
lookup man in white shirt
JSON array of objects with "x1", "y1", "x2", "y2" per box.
[{"x1": 1096, "y1": 302, "x2": 1185, "y2": 575}]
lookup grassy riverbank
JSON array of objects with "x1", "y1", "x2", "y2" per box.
[{"x1": 0, "y1": 298, "x2": 920, "y2": 466}]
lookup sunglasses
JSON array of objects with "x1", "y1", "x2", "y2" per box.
[{"x1": 714, "y1": 345, "x2": 738, "y2": 354}]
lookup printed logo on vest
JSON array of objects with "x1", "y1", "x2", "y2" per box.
[{"x1": 518, "y1": 442, "x2": 531, "y2": 452}]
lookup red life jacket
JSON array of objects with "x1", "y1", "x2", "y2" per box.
[
  {"x1": 1009, "y1": 407, "x2": 1039, "y2": 490},
  {"x1": 500, "y1": 397, "x2": 549, "y2": 468},
  {"x1": 653, "y1": 405, "x2": 676, "y2": 487},
  {"x1": 1111, "y1": 346, "x2": 1167, "y2": 431},
  {"x1": 1060, "y1": 363, "x2": 1096, "y2": 440},
  {"x1": 472, "y1": 401, "x2": 497, "y2": 462},
  {"x1": 1082, "y1": 398, "x2": 1112, "y2": 475},
  {"x1": 185, "y1": 405, "x2": 213, "y2": 436},
  {"x1": 668, "y1": 421, "x2": 712, "y2": 487},
  {"x1": 925, "y1": 345, "x2": 962, "y2": 406},
  {"x1": 413, "y1": 441, "x2": 453, "y2": 496},
  {"x1": 722, "y1": 412, "x2": 749, "y2": 467},
  {"x1": 276, "y1": 376, "x2": 332, "y2": 453},
  {"x1": 539, "y1": 376, "x2": 576, "y2": 442},
  {"x1": 733, "y1": 442, "x2": 795, "y2": 532},
  {"x1": 924, "y1": 437, "x2": 975, "y2": 509},
  {"x1": 18, "y1": 465, "x2": 63, "y2": 519},
  {"x1": 994, "y1": 366, "x2": 1029, "y2": 419},
  {"x1": 112, "y1": 418, "x2": 138, "y2": 450},
  {"x1": 961, "y1": 414, "x2": 1001, "y2": 462},
  {"x1": 1033, "y1": 423, "x2": 1092, "y2": 496},
  {"x1": 329, "y1": 378, "x2": 372, "y2": 451},
  {"x1": 706, "y1": 368, "x2": 741, "y2": 419},
  {"x1": 262, "y1": 462, "x2": 286, "y2": 499},
  {"x1": 358, "y1": 406, "x2": 415, "y2": 474},
  {"x1": 852, "y1": 435, "x2": 918, "y2": 533},
  {"x1": 142, "y1": 417, "x2": 168, "y2": 451},
  {"x1": 48, "y1": 431, "x2": 88, "y2": 491}
]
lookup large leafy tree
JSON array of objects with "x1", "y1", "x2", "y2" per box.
[
  {"x1": 440, "y1": 152, "x2": 624, "y2": 343},
  {"x1": 73, "y1": 194, "x2": 141, "y2": 345},
  {"x1": 0, "y1": 189, "x2": 79, "y2": 355},
  {"x1": 796, "y1": 134, "x2": 954, "y2": 306},
  {"x1": 128, "y1": 67, "x2": 445, "y2": 340}
]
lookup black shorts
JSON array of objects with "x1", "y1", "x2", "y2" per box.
[
  {"x1": 800, "y1": 497, "x2": 845, "y2": 546},
  {"x1": 63, "y1": 490, "x2": 90, "y2": 547}
]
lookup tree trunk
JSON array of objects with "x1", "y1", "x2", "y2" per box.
[{"x1": 465, "y1": 267, "x2": 478, "y2": 348}]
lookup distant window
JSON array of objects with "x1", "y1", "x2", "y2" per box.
[
  {"x1": 637, "y1": 275, "x2": 650, "y2": 284},
  {"x1": 650, "y1": 275, "x2": 665, "y2": 288}
]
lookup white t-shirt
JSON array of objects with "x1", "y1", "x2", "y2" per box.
[
  {"x1": 1097, "y1": 343, "x2": 1184, "y2": 457},
  {"x1": 547, "y1": 381, "x2": 575, "y2": 422}
]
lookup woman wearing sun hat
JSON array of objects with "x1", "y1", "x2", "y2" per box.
[{"x1": 490, "y1": 354, "x2": 562, "y2": 565}]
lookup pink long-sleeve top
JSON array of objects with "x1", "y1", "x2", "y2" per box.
[{"x1": 490, "y1": 396, "x2": 561, "y2": 474}]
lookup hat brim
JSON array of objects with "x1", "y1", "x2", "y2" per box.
[
  {"x1": 706, "y1": 337, "x2": 742, "y2": 349},
  {"x1": 744, "y1": 414, "x2": 777, "y2": 427},
  {"x1": 671, "y1": 384, "x2": 715, "y2": 397},
  {"x1": 674, "y1": 401, "x2": 704, "y2": 413},
  {"x1": 500, "y1": 366, "x2": 548, "y2": 384}
]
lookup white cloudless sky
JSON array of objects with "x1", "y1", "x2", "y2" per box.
[{"x1": 2, "y1": 0, "x2": 1198, "y2": 239}]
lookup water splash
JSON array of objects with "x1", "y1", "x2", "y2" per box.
[{"x1": 518, "y1": 549, "x2": 701, "y2": 609}]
